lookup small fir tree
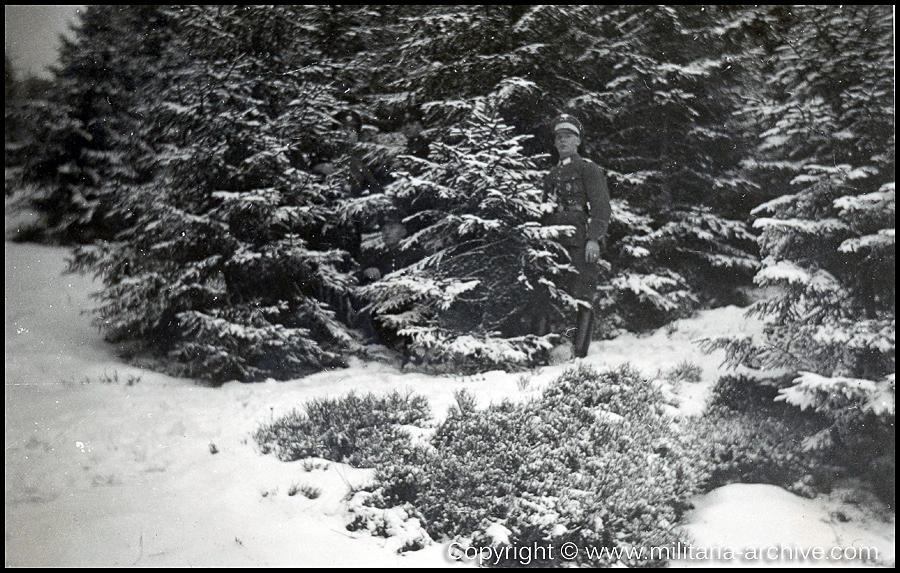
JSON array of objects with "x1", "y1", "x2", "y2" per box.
[
  {"x1": 359, "y1": 99, "x2": 567, "y2": 370},
  {"x1": 15, "y1": 6, "x2": 169, "y2": 243},
  {"x1": 703, "y1": 5, "x2": 894, "y2": 482}
]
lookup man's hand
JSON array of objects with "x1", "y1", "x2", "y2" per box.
[
  {"x1": 585, "y1": 239, "x2": 601, "y2": 263},
  {"x1": 312, "y1": 161, "x2": 338, "y2": 176}
]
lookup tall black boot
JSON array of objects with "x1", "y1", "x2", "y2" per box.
[
  {"x1": 573, "y1": 308, "x2": 594, "y2": 358},
  {"x1": 531, "y1": 311, "x2": 552, "y2": 366},
  {"x1": 533, "y1": 312, "x2": 551, "y2": 337}
]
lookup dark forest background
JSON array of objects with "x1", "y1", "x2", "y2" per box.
[{"x1": 5, "y1": 5, "x2": 893, "y2": 392}]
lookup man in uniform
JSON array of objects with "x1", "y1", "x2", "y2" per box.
[
  {"x1": 536, "y1": 113, "x2": 611, "y2": 358},
  {"x1": 398, "y1": 107, "x2": 431, "y2": 160},
  {"x1": 311, "y1": 110, "x2": 384, "y2": 326},
  {"x1": 336, "y1": 109, "x2": 384, "y2": 195}
]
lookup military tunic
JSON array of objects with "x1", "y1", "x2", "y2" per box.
[{"x1": 542, "y1": 154, "x2": 611, "y2": 299}]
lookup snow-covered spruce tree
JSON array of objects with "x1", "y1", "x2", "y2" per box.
[
  {"x1": 705, "y1": 5, "x2": 894, "y2": 485},
  {"x1": 709, "y1": 5, "x2": 804, "y2": 220},
  {"x1": 5, "y1": 57, "x2": 56, "y2": 228},
  {"x1": 370, "y1": 5, "x2": 605, "y2": 148},
  {"x1": 14, "y1": 6, "x2": 169, "y2": 244},
  {"x1": 300, "y1": 5, "x2": 412, "y2": 104},
  {"x1": 736, "y1": 6, "x2": 894, "y2": 211},
  {"x1": 4, "y1": 53, "x2": 34, "y2": 197},
  {"x1": 380, "y1": 6, "x2": 544, "y2": 104},
  {"x1": 565, "y1": 6, "x2": 761, "y2": 319},
  {"x1": 5, "y1": 53, "x2": 22, "y2": 179},
  {"x1": 594, "y1": 204, "x2": 759, "y2": 334},
  {"x1": 720, "y1": 176, "x2": 895, "y2": 486},
  {"x1": 72, "y1": 6, "x2": 359, "y2": 383},
  {"x1": 367, "y1": 6, "x2": 759, "y2": 334},
  {"x1": 358, "y1": 100, "x2": 570, "y2": 371},
  {"x1": 571, "y1": 6, "x2": 754, "y2": 209}
]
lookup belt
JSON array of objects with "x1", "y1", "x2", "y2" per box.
[{"x1": 556, "y1": 205, "x2": 585, "y2": 213}]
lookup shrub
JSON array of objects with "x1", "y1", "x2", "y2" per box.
[
  {"x1": 661, "y1": 360, "x2": 703, "y2": 384},
  {"x1": 254, "y1": 390, "x2": 431, "y2": 468},
  {"x1": 356, "y1": 364, "x2": 707, "y2": 566},
  {"x1": 288, "y1": 483, "x2": 322, "y2": 499},
  {"x1": 691, "y1": 375, "x2": 839, "y2": 496}
]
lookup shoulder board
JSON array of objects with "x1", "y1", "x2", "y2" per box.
[{"x1": 580, "y1": 157, "x2": 604, "y2": 170}]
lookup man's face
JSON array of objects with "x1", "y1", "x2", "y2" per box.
[
  {"x1": 554, "y1": 130, "x2": 581, "y2": 158},
  {"x1": 382, "y1": 222, "x2": 406, "y2": 248},
  {"x1": 341, "y1": 122, "x2": 359, "y2": 144},
  {"x1": 401, "y1": 119, "x2": 423, "y2": 138}
]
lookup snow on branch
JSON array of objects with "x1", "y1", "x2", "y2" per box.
[
  {"x1": 753, "y1": 217, "x2": 848, "y2": 235},
  {"x1": 751, "y1": 192, "x2": 800, "y2": 216},
  {"x1": 754, "y1": 261, "x2": 840, "y2": 293},
  {"x1": 833, "y1": 184, "x2": 895, "y2": 214},
  {"x1": 838, "y1": 229, "x2": 895, "y2": 253},
  {"x1": 778, "y1": 371, "x2": 895, "y2": 418}
]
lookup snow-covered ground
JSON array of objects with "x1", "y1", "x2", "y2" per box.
[{"x1": 5, "y1": 225, "x2": 895, "y2": 566}]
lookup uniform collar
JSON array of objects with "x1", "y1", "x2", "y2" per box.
[{"x1": 559, "y1": 154, "x2": 580, "y2": 166}]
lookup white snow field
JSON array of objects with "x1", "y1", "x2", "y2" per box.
[{"x1": 5, "y1": 228, "x2": 894, "y2": 567}]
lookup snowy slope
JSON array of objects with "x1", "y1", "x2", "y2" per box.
[{"x1": 4, "y1": 237, "x2": 894, "y2": 567}]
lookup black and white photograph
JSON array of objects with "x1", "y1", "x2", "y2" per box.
[{"x1": 5, "y1": 5, "x2": 894, "y2": 567}]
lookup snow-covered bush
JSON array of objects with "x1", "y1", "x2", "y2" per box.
[
  {"x1": 661, "y1": 360, "x2": 703, "y2": 385},
  {"x1": 346, "y1": 493, "x2": 432, "y2": 554},
  {"x1": 355, "y1": 364, "x2": 705, "y2": 566},
  {"x1": 254, "y1": 390, "x2": 431, "y2": 468},
  {"x1": 693, "y1": 376, "x2": 833, "y2": 496}
]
